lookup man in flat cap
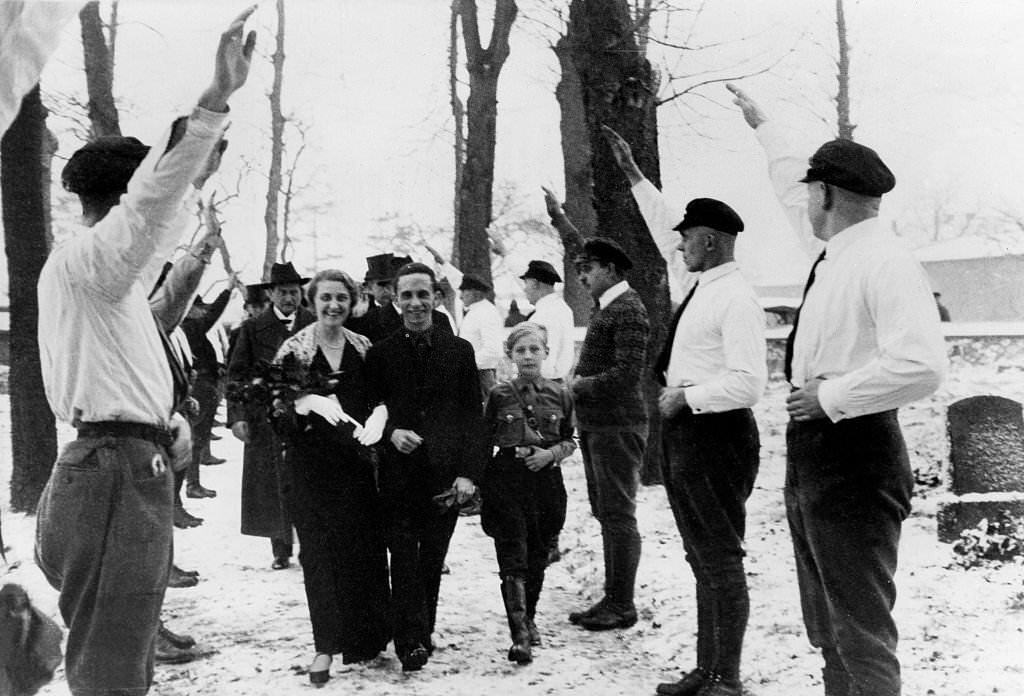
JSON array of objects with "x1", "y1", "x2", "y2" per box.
[
  {"x1": 568, "y1": 237, "x2": 651, "y2": 632},
  {"x1": 520, "y1": 260, "x2": 575, "y2": 381},
  {"x1": 228, "y1": 260, "x2": 315, "y2": 570},
  {"x1": 33, "y1": 9, "x2": 255, "y2": 695},
  {"x1": 457, "y1": 272, "x2": 504, "y2": 401},
  {"x1": 730, "y1": 84, "x2": 946, "y2": 696},
  {"x1": 606, "y1": 126, "x2": 767, "y2": 696}
]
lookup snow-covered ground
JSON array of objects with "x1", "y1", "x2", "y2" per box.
[{"x1": 1, "y1": 363, "x2": 1022, "y2": 696}]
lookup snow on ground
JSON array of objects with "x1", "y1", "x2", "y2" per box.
[{"x1": 1, "y1": 364, "x2": 1022, "y2": 696}]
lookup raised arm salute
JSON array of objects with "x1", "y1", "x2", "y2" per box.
[
  {"x1": 729, "y1": 82, "x2": 946, "y2": 696},
  {"x1": 34, "y1": 9, "x2": 256, "y2": 695}
]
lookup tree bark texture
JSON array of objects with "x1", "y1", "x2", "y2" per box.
[
  {"x1": 449, "y1": 0, "x2": 466, "y2": 265},
  {"x1": 454, "y1": 0, "x2": 517, "y2": 285},
  {"x1": 565, "y1": 0, "x2": 670, "y2": 484},
  {"x1": 835, "y1": 0, "x2": 855, "y2": 140},
  {"x1": 1, "y1": 86, "x2": 58, "y2": 512},
  {"x1": 263, "y1": 0, "x2": 286, "y2": 279},
  {"x1": 553, "y1": 34, "x2": 595, "y2": 326},
  {"x1": 79, "y1": 1, "x2": 121, "y2": 137}
]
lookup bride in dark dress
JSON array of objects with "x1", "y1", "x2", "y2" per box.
[{"x1": 272, "y1": 269, "x2": 391, "y2": 685}]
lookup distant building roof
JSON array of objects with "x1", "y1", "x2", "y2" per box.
[{"x1": 913, "y1": 235, "x2": 1024, "y2": 262}]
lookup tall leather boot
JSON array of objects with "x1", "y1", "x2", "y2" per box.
[
  {"x1": 579, "y1": 532, "x2": 639, "y2": 631},
  {"x1": 706, "y1": 579, "x2": 749, "y2": 690},
  {"x1": 524, "y1": 571, "x2": 544, "y2": 646},
  {"x1": 501, "y1": 576, "x2": 532, "y2": 664}
]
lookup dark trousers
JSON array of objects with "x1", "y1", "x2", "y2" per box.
[
  {"x1": 378, "y1": 459, "x2": 459, "y2": 652},
  {"x1": 481, "y1": 452, "x2": 565, "y2": 578},
  {"x1": 35, "y1": 436, "x2": 174, "y2": 696},
  {"x1": 580, "y1": 428, "x2": 645, "y2": 606},
  {"x1": 662, "y1": 408, "x2": 759, "y2": 681},
  {"x1": 187, "y1": 373, "x2": 219, "y2": 484},
  {"x1": 786, "y1": 410, "x2": 912, "y2": 696}
]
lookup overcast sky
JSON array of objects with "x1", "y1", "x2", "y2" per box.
[{"x1": 5, "y1": 0, "x2": 1022, "y2": 305}]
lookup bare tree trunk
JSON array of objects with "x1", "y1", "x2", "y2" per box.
[
  {"x1": 835, "y1": 0, "x2": 855, "y2": 140},
  {"x1": 264, "y1": 0, "x2": 286, "y2": 279},
  {"x1": 454, "y1": 0, "x2": 517, "y2": 284},
  {"x1": 79, "y1": 1, "x2": 120, "y2": 137},
  {"x1": 2, "y1": 86, "x2": 58, "y2": 512},
  {"x1": 565, "y1": 0, "x2": 669, "y2": 484},
  {"x1": 553, "y1": 36, "x2": 595, "y2": 326},
  {"x1": 449, "y1": 0, "x2": 466, "y2": 265}
]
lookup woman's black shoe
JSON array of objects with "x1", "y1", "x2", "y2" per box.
[
  {"x1": 308, "y1": 654, "x2": 331, "y2": 686},
  {"x1": 399, "y1": 645, "x2": 429, "y2": 671}
]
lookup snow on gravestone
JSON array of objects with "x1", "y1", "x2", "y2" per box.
[{"x1": 936, "y1": 395, "x2": 1024, "y2": 542}]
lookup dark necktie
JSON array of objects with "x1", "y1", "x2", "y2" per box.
[
  {"x1": 152, "y1": 313, "x2": 189, "y2": 412},
  {"x1": 280, "y1": 317, "x2": 292, "y2": 331},
  {"x1": 784, "y1": 250, "x2": 827, "y2": 383},
  {"x1": 653, "y1": 281, "x2": 698, "y2": 386}
]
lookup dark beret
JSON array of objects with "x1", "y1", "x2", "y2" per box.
[
  {"x1": 62, "y1": 136, "x2": 151, "y2": 197},
  {"x1": 800, "y1": 138, "x2": 895, "y2": 197},
  {"x1": 459, "y1": 273, "x2": 492, "y2": 293},
  {"x1": 520, "y1": 260, "x2": 562, "y2": 285},
  {"x1": 673, "y1": 198, "x2": 744, "y2": 235},
  {"x1": 574, "y1": 237, "x2": 633, "y2": 272}
]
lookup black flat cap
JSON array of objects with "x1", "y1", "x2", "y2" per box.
[
  {"x1": 520, "y1": 260, "x2": 562, "y2": 285},
  {"x1": 673, "y1": 198, "x2": 744, "y2": 235},
  {"x1": 459, "y1": 273, "x2": 492, "y2": 293},
  {"x1": 62, "y1": 136, "x2": 151, "y2": 197},
  {"x1": 574, "y1": 237, "x2": 633, "y2": 272},
  {"x1": 800, "y1": 138, "x2": 895, "y2": 197}
]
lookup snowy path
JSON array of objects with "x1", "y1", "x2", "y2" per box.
[{"x1": 1, "y1": 372, "x2": 1022, "y2": 695}]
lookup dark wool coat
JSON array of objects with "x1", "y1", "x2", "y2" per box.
[{"x1": 226, "y1": 305, "x2": 315, "y2": 538}]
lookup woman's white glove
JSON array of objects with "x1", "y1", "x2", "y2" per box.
[
  {"x1": 357, "y1": 404, "x2": 388, "y2": 446},
  {"x1": 294, "y1": 394, "x2": 348, "y2": 426}
]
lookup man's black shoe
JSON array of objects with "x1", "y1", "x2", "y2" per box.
[
  {"x1": 578, "y1": 602, "x2": 637, "y2": 631},
  {"x1": 186, "y1": 482, "x2": 217, "y2": 498},
  {"x1": 656, "y1": 668, "x2": 707, "y2": 696},
  {"x1": 167, "y1": 565, "x2": 198, "y2": 588},
  {"x1": 271, "y1": 557, "x2": 291, "y2": 570},
  {"x1": 399, "y1": 644, "x2": 429, "y2": 672},
  {"x1": 158, "y1": 622, "x2": 196, "y2": 650},
  {"x1": 568, "y1": 597, "x2": 608, "y2": 625},
  {"x1": 155, "y1": 631, "x2": 196, "y2": 664},
  {"x1": 172, "y1": 564, "x2": 199, "y2": 578},
  {"x1": 202, "y1": 455, "x2": 227, "y2": 466},
  {"x1": 695, "y1": 674, "x2": 742, "y2": 696}
]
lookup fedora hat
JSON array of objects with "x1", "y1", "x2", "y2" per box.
[{"x1": 258, "y1": 261, "x2": 310, "y2": 288}]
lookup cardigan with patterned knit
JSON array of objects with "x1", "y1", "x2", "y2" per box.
[{"x1": 571, "y1": 288, "x2": 650, "y2": 433}]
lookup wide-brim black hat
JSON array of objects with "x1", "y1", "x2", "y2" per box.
[{"x1": 255, "y1": 261, "x2": 310, "y2": 289}]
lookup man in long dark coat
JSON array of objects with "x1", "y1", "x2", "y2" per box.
[{"x1": 227, "y1": 261, "x2": 314, "y2": 569}]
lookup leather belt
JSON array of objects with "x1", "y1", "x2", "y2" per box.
[{"x1": 77, "y1": 421, "x2": 173, "y2": 448}]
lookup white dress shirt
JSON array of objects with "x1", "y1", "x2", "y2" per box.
[
  {"x1": 529, "y1": 292, "x2": 576, "y2": 380},
  {"x1": 459, "y1": 298, "x2": 503, "y2": 370},
  {"x1": 665, "y1": 262, "x2": 767, "y2": 413},
  {"x1": 630, "y1": 178, "x2": 699, "y2": 305},
  {"x1": 38, "y1": 107, "x2": 227, "y2": 427},
  {"x1": 631, "y1": 178, "x2": 766, "y2": 412},
  {"x1": 757, "y1": 121, "x2": 947, "y2": 421}
]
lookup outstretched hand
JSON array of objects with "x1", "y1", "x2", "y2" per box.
[
  {"x1": 600, "y1": 125, "x2": 643, "y2": 184},
  {"x1": 726, "y1": 83, "x2": 768, "y2": 130},
  {"x1": 423, "y1": 241, "x2": 445, "y2": 267},
  {"x1": 541, "y1": 186, "x2": 563, "y2": 219},
  {"x1": 199, "y1": 6, "x2": 258, "y2": 112}
]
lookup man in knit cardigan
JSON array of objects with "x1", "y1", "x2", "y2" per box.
[{"x1": 568, "y1": 237, "x2": 651, "y2": 631}]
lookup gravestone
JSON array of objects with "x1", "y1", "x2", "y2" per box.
[{"x1": 937, "y1": 395, "x2": 1024, "y2": 542}]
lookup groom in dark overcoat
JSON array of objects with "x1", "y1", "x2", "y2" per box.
[{"x1": 364, "y1": 261, "x2": 485, "y2": 672}]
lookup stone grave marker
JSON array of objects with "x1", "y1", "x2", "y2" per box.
[{"x1": 937, "y1": 395, "x2": 1024, "y2": 541}]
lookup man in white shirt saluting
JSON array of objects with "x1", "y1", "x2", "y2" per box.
[
  {"x1": 605, "y1": 126, "x2": 767, "y2": 696},
  {"x1": 520, "y1": 259, "x2": 575, "y2": 382},
  {"x1": 457, "y1": 273, "x2": 504, "y2": 401},
  {"x1": 730, "y1": 83, "x2": 947, "y2": 696},
  {"x1": 34, "y1": 8, "x2": 256, "y2": 695}
]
